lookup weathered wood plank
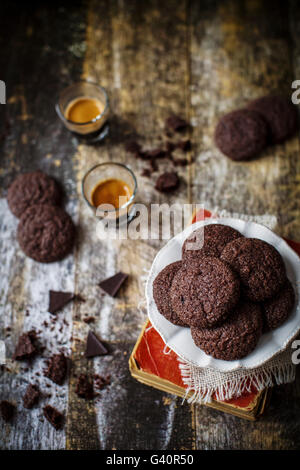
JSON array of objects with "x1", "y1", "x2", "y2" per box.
[
  {"x1": 189, "y1": 0, "x2": 300, "y2": 449},
  {"x1": 67, "y1": 0, "x2": 195, "y2": 450},
  {"x1": 0, "y1": 1, "x2": 86, "y2": 450}
]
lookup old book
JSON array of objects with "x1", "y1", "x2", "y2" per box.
[{"x1": 129, "y1": 321, "x2": 270, "y2": 421}]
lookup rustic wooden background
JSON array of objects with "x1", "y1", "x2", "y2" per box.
[{"x1": 1, "y1": 0, "x2": 300, "y2": 450}]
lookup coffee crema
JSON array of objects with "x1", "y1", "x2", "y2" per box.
[
  {"x1": 91, "y1": 178, "x2": 132, "y2": 209},
  {"x1": 65, "y1": 97, "x2": 104, "y2": 123}
]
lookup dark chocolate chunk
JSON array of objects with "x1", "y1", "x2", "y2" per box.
[
  {"x1": 44, "y1": 353, "x2": 68, "y2": 385},
  {"x1": 145, "y1": 148, "x2": 167, "y2": 159},
  {"x1": 75, "y1": 374, "x2": 95, "y2": 400},
  {"x1": 43, "y1": 405, "x2": 64, "y2": 430},
  {"x1": 23, "y1": 384, "x2": 41, "y2": 409},
  {"x1": 0, "y1": 400, "x2": 16, "y2": 422},
  {"x1": 166, "y1": 115, "x2": 188, "y2": 132},
  {"x1": 99, "y1": 272, "x2": 128, "y2": 297},
  {"x1": 86, "y1": 331, "x2": 108, "y2": 358},
  {"x1": 49, "y1": 290, "x2": 75, "y2": 314},
  {"x1": 155, "y1": 172, "x2": 180, "y2": 193},
  {"x1": 13, "y1": 330, "x2": 38, "y2": 361}
]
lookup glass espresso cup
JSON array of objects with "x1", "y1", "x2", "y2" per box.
[
  {"x1": 82, "y1": 162, "x2": 137, "y2": 224},
  {"x1": 56, "y1": 81, "x2": 109, "y2": 143}
]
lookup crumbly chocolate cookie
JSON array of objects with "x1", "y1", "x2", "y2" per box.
[
  {"x1": 170, "y1": 257, "x2": 240, "y2": 328},
  {"x1": 248, "y1": 95, "x2": 298, "y2": 144},
  {"x1": 214, "y1": 109, "x2": 268, "y2": 161},
  {"x1": 17, "y1": 204, "x2": 75, "y2": 263},
  {"x1": 191, "y1": 300, "x2": 262, "y2": 361},
  {"x1": 153, "y1": 261, "x2": 187, "y2": 327},
  {"x1": 182, "y1": 224, "x2": 243, "y2": 261},
  {"x1": 220, "y1": 238, "x2": 286, "y2": 302},
  {"x1": 7, "y1": 171, "x2": 62, "y2": 218},
  {"x1": 262, "y1": 278, "x2": 295, "y2": 332}
]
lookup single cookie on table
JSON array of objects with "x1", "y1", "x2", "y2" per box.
[
  {"x1": 191, "y1": 300, "x2": 263, "y2": 361},
  {"x1": 214, "y1": 109, "x2": 268, "y2": 161},
  {"x1": 248, "y1": 95, "x2": 298, "y2": 144},
  {"x1": 153, "y1": 261, "x2": 187, "y2": 327},
  {"x1": 7, "y1": 171, "x2": 62, "y2": 218},
  {"x1": 17, "y1": 204, "x2": 75, "y2": 263},
  {"x1": 170, "y1": 257, "x2": 240, "y2": 328},
  {"x1": 220, "y1": 237, "x2": 286, "y2": 302},
  {"x1": 182, "y1": 223, "x2": 243, "y2": 261},
  {"x1": 262, "y1": 278, "x2": 295, "y2": 332}
]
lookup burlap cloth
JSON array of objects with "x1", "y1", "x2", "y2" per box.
[{"x1": 176, "y1": 210, "x2": 298, "y2": 404}]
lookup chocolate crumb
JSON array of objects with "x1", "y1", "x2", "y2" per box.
[
  {"x1": 13, "y1": 330, "x2": 38, "y2": 361},
  {"x1": 44, "y1": 353, "x2": 68, "y2": 385},
  {"x1": 83, "y1": 316, "x2": 95, "y2": 324},
  {"x1": 43, "y1": 405, "x2": 64, "y2": 430},
  {"x1": 125, "y1": 141, "x2": 142, "y2": 154},
  {"x1": 141, "y1": 168, "x2": 152, "y2": 178},
  {"x1": 75, "y1": 374, "x2": 95, "y2": 400},
  {"x1": 166, "y1": 115, "x2": 188, "y2": 132},
  {"x1": 0, "y1": 400, "x2": 15, "y2": 422},
  {"x1": 94, "y1": 374, "x2": 111, "y2": 390},
  {"x1": 176, "y1": 139, "x2": 191, "y2": 152},
  {"x1": 23, "y1": 384, "x2": 40, "y2": 409},
  {"x1": 155, "y1": 172, "x2": 180, "y2": 193}
]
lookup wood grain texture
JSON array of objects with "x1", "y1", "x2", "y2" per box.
[{"x1": 0, "y1": 0, "x2": 300, "y2": 450}]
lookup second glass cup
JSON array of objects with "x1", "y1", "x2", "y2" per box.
[{"x1": 82, "y1": 162, "x2": 137, "y2": 223}]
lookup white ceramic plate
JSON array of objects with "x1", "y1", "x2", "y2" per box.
[{"x1": 146, "y1": 218, "x2": 300, "y2": 371}]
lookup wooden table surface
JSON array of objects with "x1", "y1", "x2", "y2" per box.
[{"x1": 1, "y1": 0, "x2": 300, "y2": 450}]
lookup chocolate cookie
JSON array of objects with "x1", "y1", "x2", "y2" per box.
[
  {"x1": 214, "y1": 109, "x2": 268, "y2": 161},
  {"x1": 221, "y1": 238, "x2": 286, "y2": 302},
  {"x1": 7, "y1": 171, "x2": 62, "y2": 218},
  {"x1": 170, "y1": 257, "x2": 240, "y2": 328},
  {"x1": 191, "y1": 300, "x2": 262, "y2": 361},
  {"x1": 248, "y1": 95, "x2": 298, "y2": 144},
  {"x1": 182, "y1": 224, "x2": 243, "y2": 261},
  {"x1": 153, "y1": 261, "x2": 187, "y2": 326},
  {"x1": 17, "y1": 204, "x2": 75, "y2": 263},
  {"x1": 262, "y1": 278, "x2": 295, "y2": 332}
]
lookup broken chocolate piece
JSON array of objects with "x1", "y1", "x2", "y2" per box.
[
  {"x1": 86, "y1": 331, "x2": 108, "y2": 358},
  {"x1": 155, "y1": 172, "x2": 180, "y2": 193},
  {"x1": 49, "y1": 290, "x2": 75, "y2": 314},
  {"x1": 44, "y1": 353, "x2": 68, "y2": 385},
  {"x1": 94, "y1": 374, "x2": 111, "y2": 390},
  {"x1": 23, "y1": 384, "x2": 41, "y2": 409},
  {"x1": 75, "y1": 374, "x2": 95, "y2": 400},
  {"x1": 166, "y1": 115, "x2": 188, "y2": 132},
  {"x1": 145, "y1": 148, "x2": 166, "y2": 159},
  {"x1": 43, "y1": 405, "x2": 64, "y2": 430},
  {"x1": 99, "y1": 272, "x2": 128, "y2": 297},
  {"x1": 0, "y1": 400, "x2": 15, "y2": 422},
  {"x1": 13, "y1": 331, "x2": 38, "y2": 361}
]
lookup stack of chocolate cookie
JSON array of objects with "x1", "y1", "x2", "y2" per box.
[
  {"x1": 153, "y1": 224, "x2": 295, "y2": 361},
  {"x1": 215, "y1": 95, "x2": 298, "y2": 161},
  {"x1": 7, "y1": 171, "x2": 75, "y2": 262}
]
